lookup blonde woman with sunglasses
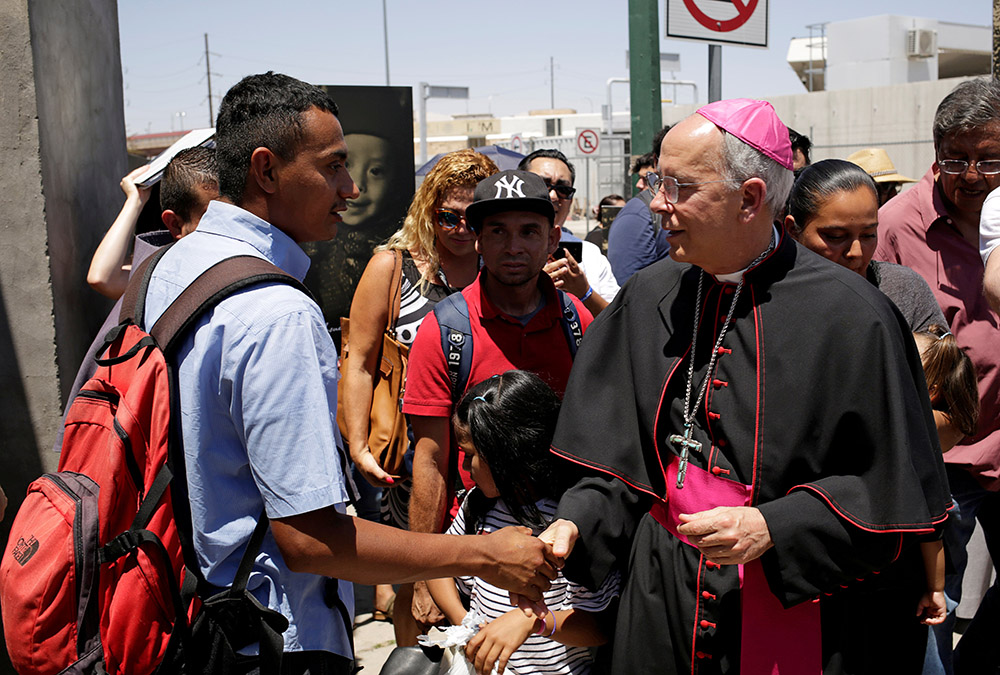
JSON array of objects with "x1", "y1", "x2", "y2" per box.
[{"x1": 342, "y1": 149, "x2": 498, "y2": 644}]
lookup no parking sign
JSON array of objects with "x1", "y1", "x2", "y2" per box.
[{"x1": 577, "y1": 129, "x2": 599, "y2": 155}]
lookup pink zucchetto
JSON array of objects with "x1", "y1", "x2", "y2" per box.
[{"x1": 696, "y1": 99, "x2": 793, "y2": 171}]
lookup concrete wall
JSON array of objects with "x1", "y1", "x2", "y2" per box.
[{"x1": 0, "y1": 0, "x2": 125, "y2": 669}]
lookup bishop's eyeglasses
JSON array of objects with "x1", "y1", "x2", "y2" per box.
[{"x1": 645, "y1": 172, "x2": 738, "y2": 204}]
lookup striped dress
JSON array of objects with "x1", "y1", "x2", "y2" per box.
[{"x1": 446, "y1": 491, "x2": 620, "y2": 674}]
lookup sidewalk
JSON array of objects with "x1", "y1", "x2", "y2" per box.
[{"x1": 352, "y1": 584, "x2": 397, "y2": 673}]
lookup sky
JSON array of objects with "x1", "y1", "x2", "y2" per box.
[{"x1": 117, "y1": 0, "x2": 993, "y2": 137}]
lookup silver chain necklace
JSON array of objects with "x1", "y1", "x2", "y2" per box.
[{"x1": 669, "y1": 231, "x2": 776, "y2": 489}]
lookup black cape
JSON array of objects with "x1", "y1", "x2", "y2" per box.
[{"x1": 553, "y1": 231, "x2": 951, "y2": 674}]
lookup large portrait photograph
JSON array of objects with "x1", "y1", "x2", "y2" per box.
[{"x1": 304, "y1": 85, "x2": 415, "y2": 341}]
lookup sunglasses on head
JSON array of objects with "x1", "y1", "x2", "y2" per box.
[
  {"x1": 545, "y1": 182, "x2": 576, "y2": 199},
  {"x1": 435, "y1": 208, "x2": 467, "y2": 230}
]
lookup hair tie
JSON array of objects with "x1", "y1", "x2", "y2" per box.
[
  {"x1": 473, "y1": 396, "x2": 487, "y2": 402},
  {"x1": 936, "y1": 331, "x2": 952, "y2": 340}
]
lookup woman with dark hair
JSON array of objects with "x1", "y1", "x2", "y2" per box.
[
  {"x1": 427, "y1": 371, "x2": 619, "y2": 675},
  {"x1": 785, "y1": 159, "x2": 947, "y2": 333}
]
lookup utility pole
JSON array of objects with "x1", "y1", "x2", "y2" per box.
[
  {"x1": 628, "y1": 0, "x2": 662, "y2": 166},
  {"x1": 382, "y1": 0, "x2": 391, "y2": 85},
  {"x1": 708, "y1": 44, "x2": 722, "y2": 102},
  {"x1": 550, "y1": 56, "x2": 555, "y2": 108},
  {"x1": 994, "y1": 0, "x2": 1000, "y2": 80},
  {"x1": 204, "y1": 33, "x2": 214, "y2": 126}
]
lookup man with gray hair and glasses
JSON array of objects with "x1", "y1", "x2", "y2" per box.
[
  {"x1": 877, "y1": 77, "x2": 1000, "y2": 674},
  {"x1": 539, "y1": 99, "x2": 949, "y2": 673}
]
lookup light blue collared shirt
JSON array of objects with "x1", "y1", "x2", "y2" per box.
[{"x1": 144, "y1": 201, "x2": 352, "y2": 657}]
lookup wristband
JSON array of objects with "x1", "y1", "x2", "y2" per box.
[
  {"x1": 534, "y1": 613, "x2": 550, "y2": 636},
  {"x1": 548, "y1": 613, "x2": 558, "y2": 637},
  {"x1": 581, "y1": 286, "x2": 594, "y2": 302}
]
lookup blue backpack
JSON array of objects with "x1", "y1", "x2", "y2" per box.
[{"x1": 432, "y1": 290, "x2": 584, "y2": 401}]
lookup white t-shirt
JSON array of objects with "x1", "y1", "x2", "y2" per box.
[
  {"x1": 447, "y1": 492, "x2": 620, "y2": 675},
  {"x1": 980, "y1": 185, "x2": 1000, "y2": 264},
  {"x1": 578, "y1": 240, "x2": 620, "y2": 303}
]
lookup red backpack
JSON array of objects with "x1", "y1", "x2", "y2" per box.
[{"x1": 0, "y1": 249, "x2": 305, "y2": 674}]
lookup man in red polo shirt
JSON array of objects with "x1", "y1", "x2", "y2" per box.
[{"x1": 403, "y1": 169, "x2": 593, "y2": 627}]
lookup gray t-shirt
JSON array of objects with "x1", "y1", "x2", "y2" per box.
[{"x1": 867, "y1": 260, "x2": 946, "y2": 332}]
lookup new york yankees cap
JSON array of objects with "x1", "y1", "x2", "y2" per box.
[{"x1": 465, "y1": 169, "x2": 555, "y2": 232}]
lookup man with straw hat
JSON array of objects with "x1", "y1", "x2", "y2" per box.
[{"x1": 848, "y1": 147, "x2": 917, "y2": 206}]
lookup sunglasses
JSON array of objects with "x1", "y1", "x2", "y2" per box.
[
  {"x1": 435, "y1": 208, "x2": 468, "y2": 230},
  {"x1": 545, "y1": 182, "x2": 577, "y2": 199}
]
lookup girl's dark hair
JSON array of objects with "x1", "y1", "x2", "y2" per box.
[
  {"x1": 786, "y1": 159, "x2": 878, "y2": 234},
  {"x1": 916, "y1": 324, "x2": 980, "y2": 437},
  {"x1": 453, "y1": 370, "x2": 563, "y2": 529}
]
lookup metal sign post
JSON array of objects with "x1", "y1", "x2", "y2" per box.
[
  {"x1": 418, "y1": 83, "x2": 469, "y2": 164},
  {"x1": 709, "y1": 44, "x2": 722, "y2": 103}
]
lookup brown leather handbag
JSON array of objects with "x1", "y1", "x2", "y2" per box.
[{"x1": 337, "y1": 250, "x2": 410, "y2": 476}]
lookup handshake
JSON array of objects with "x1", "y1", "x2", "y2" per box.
[
  {"x1": 480, "y1": 504, "x2": 773, "y2": 600},
  {"x1": 475, "y1": 519, "x2": 579, "y2": 602}
]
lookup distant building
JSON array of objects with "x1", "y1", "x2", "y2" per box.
[{"x1": 787, "y1": 15, "x2": 990, "y2": 93}]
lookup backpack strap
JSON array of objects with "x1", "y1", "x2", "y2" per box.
[
  {"x1": 120, "y1": 243, "x2": 174, "y2": 327},
  {"x1": 433, "y1": 293, "x2": 474, "y2": 403},
  {"x1": 150, "y1": 255, "x2": 312, "y2": 355},
  {"x1": 556, "y1": 290, "x2": 583, "y2": 358}
]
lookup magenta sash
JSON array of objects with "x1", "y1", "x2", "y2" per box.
[{"x1": 650, "y1": 458, "x2": 821, "y2": 674}]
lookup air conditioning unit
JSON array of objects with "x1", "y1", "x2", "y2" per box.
[{"x1": 906, "y1": 29, "x2": 937, "y2": 58}]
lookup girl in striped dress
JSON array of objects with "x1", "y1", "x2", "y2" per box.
[{"x1": 427, "y1": 371, "x2": 619, "y2": 675}]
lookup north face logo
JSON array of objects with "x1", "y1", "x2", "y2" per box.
[
  {"x1": 12, "y1": 536, "x2": 39, "y2": 566},
  {"x1": 493, "y1": 175, "x2": 525, "y2": 199}
]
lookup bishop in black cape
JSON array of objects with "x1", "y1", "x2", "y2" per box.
[{"x1": 551, "y1": 230, "x2": 951, "y2": 674}]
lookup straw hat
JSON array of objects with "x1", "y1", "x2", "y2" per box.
[{"x1": 847, "y1": 148, "x2": 917, "y2": 183}]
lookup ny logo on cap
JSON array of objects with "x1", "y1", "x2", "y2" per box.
[{"x1": 493, "y1": 175, "x2": 525, "y2": 199}]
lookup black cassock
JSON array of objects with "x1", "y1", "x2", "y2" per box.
[{"x1": 553, "y1": 231, "x2": 951, "y2": 674}]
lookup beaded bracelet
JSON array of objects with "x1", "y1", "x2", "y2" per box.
[{"x1": 581, "y1": 286, "x2": 594, "y2": 302}]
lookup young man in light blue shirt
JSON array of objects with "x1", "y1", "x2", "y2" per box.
[{"x1": 144, "y1": 72, "x2": 555, "y2": 674}]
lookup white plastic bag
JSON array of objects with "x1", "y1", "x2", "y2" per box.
[{"x1": 417, "y1": 609, "x2": 492, "y2": 675}]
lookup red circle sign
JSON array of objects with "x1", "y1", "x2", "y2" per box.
[
  {"x1": 577, "y1": 130, "x2": 599, "y2": 155},
  {"x1": 683, "y1": 0, "x2": 758, "y2": 33}
]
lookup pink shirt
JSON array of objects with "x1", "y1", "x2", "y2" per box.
[{"x1": 876, "y1": 166, "x2": 1000, "y2": 490}]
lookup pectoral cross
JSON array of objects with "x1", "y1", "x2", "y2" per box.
[{"x1": 668, "y1": 422, "x2": 702, "y2": 489}]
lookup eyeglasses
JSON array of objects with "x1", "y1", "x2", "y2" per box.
[
  {"x1": 545, "y1": 182, "x2": 576, "y2": 199},
  {"x1": 936, "y1": 159, "x2": 1000, "y2": 176},
  {"x1": 435, "y1": 208, "x2": 468, "y2": 230},
  {"x1": 645, "y1": 172, "x2": 737, "y2": 204}
]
